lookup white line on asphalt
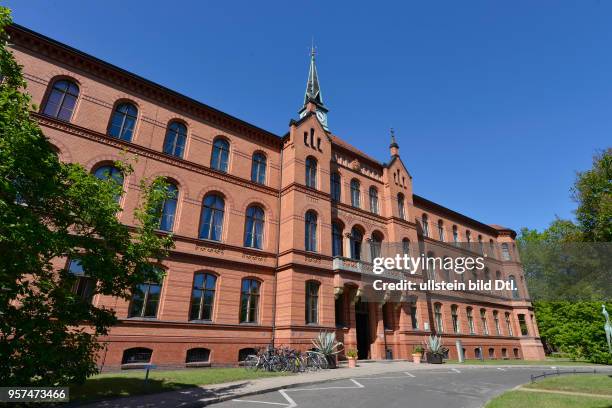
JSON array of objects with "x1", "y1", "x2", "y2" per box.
[
  {"x1": 278, "y1": 390, "x2": 297, "y2": 408},
  {"x1": 351, "y1": 379, "x2": 364, "y2": 388},
  {"x1": 233, "y1": 399, "x2": 289, "y2": 406},
  {"x1": 497, "y1": 367, "x2": 506, "y2": 371},
  {"x1": 354, "y1": 376, "x2": 408, "y2": 380},
  {"x1": 451, "y1": 368, "x2": 461, "y2": 373},
  {"x1": 404, "y1": 372, "x2": 415, "y2": 377}
]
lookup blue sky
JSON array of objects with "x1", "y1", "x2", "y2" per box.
[{"x1": 5, "y1": 1, "x2": 611, "y2": 233}]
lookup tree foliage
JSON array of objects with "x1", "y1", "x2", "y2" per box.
[
  {"x1": 0, "y1": 7, "x2": 174, "y2": 386},
  {"x1": 517, "y1": 149, "x2": 611, "y2": 363}
]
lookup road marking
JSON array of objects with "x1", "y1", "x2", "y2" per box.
[
  {"x1": 451, "y1": 368, "x2": 461, "y2": 373},
  {"x1": 497, "y1": 367, "x2": 506, "y2": 371},
  {"x1": 233, "y1": 399, "x2": 289, "y2": 406},
  {"x1": 354, "y1": 376, "x2": 407, "y2": 380},
  {"x1": 404, "y1": 372, "x2": 415, "y2": 377},
  {"x1": 278, "y1": 390, "x2": 297, "y2": 408},
  {"x1": 351, "y1": 379, "x2": 365, "y2": 388}
]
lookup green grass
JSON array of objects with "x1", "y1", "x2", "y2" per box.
[
  {"x1": 486, "y1": 375, "x2": 612, "y2": 408},
  {"x1": 69, "y1": 368, "x2": 288, "y2": 403},
  {"x1": 447, "y1": 357, "x2": 601, "y2": 366},
  {"x1": 485, "y1": 391, "x2": 612, "y2": 408},
  {"x1": 525, "y1": 374, "x2": 612, "y2": 396}
]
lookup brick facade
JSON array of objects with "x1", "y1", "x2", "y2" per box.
[{"x1": 7, "y1": 24, "x2": 545, "y2": 370}]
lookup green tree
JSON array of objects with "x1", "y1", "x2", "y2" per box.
[
  {"x1": 0, "y1": 7, "x2": 174, "y2": 386},
  {"x1": 517, "y1": 149, "x2": 611, "y2": 363}
]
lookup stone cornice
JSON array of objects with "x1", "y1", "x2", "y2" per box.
[
  {"x1": 34, "y1": 113, "x2": 280, "y2": 197},
  {"x1": 9, "y1": 24, "x2": 282, "y2": 149}
]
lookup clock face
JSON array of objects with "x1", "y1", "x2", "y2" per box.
[{"x1": 316, "y1": 110, "x2": 328, "y2": 127}]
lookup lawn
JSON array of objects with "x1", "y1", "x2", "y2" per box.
[
  {"x1": 524, "y1": 374, "x2": 612, "y2": 396},
  {"x1": 446, "y1": 358, "x2": 601, "y2": 366},
  {"x1": 485, "y1": 374, "x2": 612, "y2": 408},
  {"x1": 69, "y1": 368, "x2": 288, "y2": 403}
]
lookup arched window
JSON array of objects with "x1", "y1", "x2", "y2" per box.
[
  {"x1": 493, "y1": 310, "x2": 501, "y2": 335},
  {"x1": 332, "y1": 222, "x2": 343, "y2": 257},
  {"x1": 434, "y1": 303, "x2": 443, "y2": 332},
  {"x1": 108, "y1": 102, "x2": 137, "y2": 141},
  {"x1": 466, "y1": 230, "x2": 471, "y2": 243},
  {"x1": 94, "y1": 165, "x2": 124, "y2": 202},
  {"x1": 505, "y1": 312, "x2": 514, "y2": 336},
  {"x1": 122, "y1": 347, "x2": 152, "y2": 364},
  {"x1": 370, "y1": 232, "x2": 383, "y2": 259},
  {"x1": 402, "y1": 238, "x2": 410, "y2": 256},
  {"x1": 304, "y1": 210, "x2": 318, "y2": 252},
  {"x1": 478, "y1": 235, "x2": 484, "y2": 254},
  {"x1": 305, "y1": 280, "x2": 320, "y2": 324},
  {"x1": 451, "y1": 305, "x2": 459, "y2": 333},
  {"x1": 186, "y1": 348, "x2": 210, "y2": 363},
  {"x1": 190, "y1": 272, "x2": 217, "y2": 321},
  {"x1": 501, "y1": 243, "x2": 511, "y2": 260},
  {"x1": 489, "y1": 239, "x2": 495, "y2": 257},
  {"x1": 244, "y1": 205, "x2": 265, "y2": 249},
  {"x1": 42, "y1": 79, "x2": 79, "y2": 121},
  {"x1": 199, "y1": 194, "x2": 225, "y2": 241},
  {"x1": 467, "y1": 307, "x2": 475, "y2": 334},
  {"x1": 305, "y1": 157, "x2": 317, "y2": 188},
  {"x1": 163, "y1": 121, "x2": 187, "y2": 158},
  {"x1": 330, "y1": 172, "x2": 341, "y2": 201},
  {"x1": 369, "y1": 187, "x2": 379, "y2": 214},
  {"x1": 480, "y1": 308, "x2": 489, "y2": 335},
  {"x1": 211, "y1": 138, "x2": 230, "y2": 172},
  {"x1": 240, "y1": 279, "x2": 260, "y2": 323},
  {"x1": 484, "y1": 268, "x2": 491, "y2": 286},
  {"x1": 350, "y1": 227, "x2": 363, "y2": 260},
  {"x1": 474, "y1": 347, "x2": 482, "y2": 360},
  {"x1": 128, "y1": 278, "x2": 162, "y2": 318},
  {"x1": 67, "y1": 258, "x2": 96, "y2": 303},
  {"x1": 350, "y1": 180, "x2": 360, "y2": 208},
  {"x1": 251, "y1": 152, "x2": 266, "y2": 184},
  {"x1": 421, "y1": 214, "x2": 429, "y2": 237},
  {"x1": 158, "y1": 183, "x2": 178, "y2": 232},
  {"x1": 437, "y1": 220, "x2": 445, "y2": 241},
  {"x1": 238, "y1": 348, "x2": 257, "y2": 362},
  {"x1": 397, "y1": 193, "x2": 405, "y2": 219},
  {"x1": 509, "y1": 275, "x2": 519, "y2": 299},
  {"x1": 518, "y1": 314, "x2": 529, "y2": 336},
  {"x1": 452, "y1": 225, "x2": 459, "y2": 245}
]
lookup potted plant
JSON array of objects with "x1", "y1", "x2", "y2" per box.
[
  {"x1": 346, "y1": 348, "x2": 358, "y2": 368},
  {"x1": 425, "y1": 335, "x2": 448, "y2": 364},
  {"x1": 412, "y1": 345, "x2": 424, "y2": 364},
  {"x1": 312, "y1": 331, "x2": 343, "y2": 368}
]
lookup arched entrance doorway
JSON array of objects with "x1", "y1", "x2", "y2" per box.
[{"x1": 355, "y1": 298, "x2": 370, "y2": 359}]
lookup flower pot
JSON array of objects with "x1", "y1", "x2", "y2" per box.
[
  {"x1": 326, "y1": 354, "x2": 338, "y2": 369},
  {"x1": 411, "y1": 353, "x2": 422, "y2": 364},
  {"x1": 427, "y1": 353, "x2": 444, "y2": 364},
  {"x1": 347, "y1": 357, "x2": 357, "y2": 368}
]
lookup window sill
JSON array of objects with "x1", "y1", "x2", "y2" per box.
[
  {"x1": 239, "y1": 322, "x2": 260, "y2": 326},
  {"x1": 126, "y1": 317, "x2": 158, "y2": 321},
  {"x1": 189, "y1": 319, "x2": 213, "y2": 324}
]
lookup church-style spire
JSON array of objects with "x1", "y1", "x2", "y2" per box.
[
  {"x1": 304, "y1": 45, "x2": 323, "y2": 106},
  {"x1": 390, "y1": 128, "x2": 400, "y2": 156},
  {"x1": 299, "y1": 43, "x2": 329, "y2": 130}
]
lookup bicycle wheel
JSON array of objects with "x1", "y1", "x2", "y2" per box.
[{"x1": 244, "y1": 355, "x2": 259, "y2": 371}]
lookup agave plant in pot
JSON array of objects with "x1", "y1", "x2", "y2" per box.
[
  {"x1": 312, "y1": 331, "x2": 343, "y2": 368},
  {"x1": 425, "y1": 335, "x2": 448, "y2": 364}
]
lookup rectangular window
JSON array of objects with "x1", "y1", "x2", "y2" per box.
[
  {"x1": 305, "y1": 281, "x2": 319, "y2": 324},
  {"x1": 190, "y1": 273, "x2": 217, "y2": 321},
  {"x1": 410, "y1": 305, "x2": 418, "y2": 329},
  {"x1": 467, "y1": 309, "x2": 475, "y2": 334},
  {"x1": 68, "y1": 259, "x2": 96, "y2": 303},
  {"x1": 434, "y1": 304, "x2": 443, "y2": 332},
  {"x1": 480, "y1": 309, "x2": 489, "y2": 335},
  {"x1": 494, "y1": 311, "x2": 501, "y2": 335},
  {"x1": 518, "y1": 314, "x2": 529, "y2": 336},
  {"x1": 240, "y1": 279, "x2": 260, "y2": 323},
  {"x1": 505, "y1": 313, "x2": 514, "y2": 336},
  {"x1": 129, "y1": 282, "x2": 162, "y2": 318},
  {"x1": 501, "y1": 243, "x2": 511, "y2": 261}
]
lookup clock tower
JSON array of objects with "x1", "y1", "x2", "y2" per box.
[{"x1": 299, "y1": 45, "x2": 329, "y2": 131}]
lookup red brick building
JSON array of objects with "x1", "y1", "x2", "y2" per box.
[{"x1": 7, "y1": 24, "x2": 545, "y2": 370}]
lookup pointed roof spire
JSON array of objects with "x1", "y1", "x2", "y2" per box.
[
  {"x1": 390, "y1": 128, "x2": 399, "y2": 148},
  {"x1": 389, "y1": 128, "x2": 400, "y2": 157},
  {"x1": 304, "y1": 41, "x2": 323, "y2": 106}
]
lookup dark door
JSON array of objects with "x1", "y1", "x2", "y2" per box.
[{"x1": 355, "y1": 300, "x2": 369, "y2": 360}]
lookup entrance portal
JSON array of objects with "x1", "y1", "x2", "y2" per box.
[{"x1": 355, "y1": 299, "x2": 370, "y2": 359}]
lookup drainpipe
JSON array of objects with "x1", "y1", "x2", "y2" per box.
[{"x1": 271, "y1": 142, "x2": 284, "y2": 347}]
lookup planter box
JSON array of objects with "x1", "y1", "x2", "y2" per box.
[{"x1": 427, "y1": 353, "x2": 444, "y2": 364}]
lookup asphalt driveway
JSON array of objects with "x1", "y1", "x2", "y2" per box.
[{"x1": 214, "y1": 366, "x2": 572, "y2": 408}]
